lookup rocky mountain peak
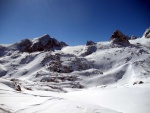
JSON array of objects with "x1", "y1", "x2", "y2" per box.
[
  {"x1": 19, "y1": 34, "x2": 68, "y2": 52},
  {"x1": 110, "y1": 30, "x2": 130, "y2": 45},
  {"x1": 37, "y1": 34, "x2": 51, "y2": 43}
]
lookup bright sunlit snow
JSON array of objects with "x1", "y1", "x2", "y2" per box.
[{"x1": 0, "y1": 29, "x2": 150, "y2": 113}]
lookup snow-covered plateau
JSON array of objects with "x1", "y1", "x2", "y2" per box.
[{"x1": 0, "y1": 28, "x2": 150, "y2": 113}]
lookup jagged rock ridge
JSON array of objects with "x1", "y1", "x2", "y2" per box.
[{"x1": 19, "y1": 34, "x2": 68, "y2": 52}]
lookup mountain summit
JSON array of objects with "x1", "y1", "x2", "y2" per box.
[{"x1": 19, "y1": 34, "x2": 68, "y2": 52}]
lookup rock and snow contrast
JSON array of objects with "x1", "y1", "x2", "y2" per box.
[{"x1": 0, "y1": 29, "x2": 150, "y2": 113}]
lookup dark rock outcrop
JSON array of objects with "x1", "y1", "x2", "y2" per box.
[
  {"x1": 19, "y1": 39, "x2": 32, "y2": 52},
  {"x1": 18, "y1": 34, "x2": 68, "y2": 52},
  {"x1": 80, "y1": 45, "x2": 97, "y2": 56},
  {"x1": 45, "y1": 53, "x2": 93, "y2": 73},
  {"x1": 110, "y1": 30, "x2": 130, "y2": 44},
  {"x1": 143, "y1": 28, "x2": 150, "y2": 38},
  {"x1": 16, "y1": 85, "x2": 21, "y2": 91},
  {"x1": 86, "y1": 40, "x2": 96, "y2": 46}
]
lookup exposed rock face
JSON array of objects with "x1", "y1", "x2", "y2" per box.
[
  {"x1": 143, "y1": 28, "x2": 150, "y2": 38},
  {"x1": 86, "y1": 40, "x2": 96, "y2": 46},
  {"x1": 110, "y1": 30, "x2": 130, "y2": 44},
  {"x1": 19, "y1": 39, "x2": 32, "y2": 52},
  {"x1": 86, "y1": 45, "x2": 97, "y2": 55},
  {"x1": 43, "y1": 53, "x2": 93, "y2": 73},
  {"x1": 81, "y1": 45, "x2": 97, "y2": 56},
  {"x1": 16, "y1": 85, "x2": 21, "y2": 91},
  {"x1": 18, "y1": 34, "x2": 68, "y2": 52}
]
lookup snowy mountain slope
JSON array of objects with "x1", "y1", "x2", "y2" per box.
[
  {"x1": 0, "y1": 80, "x2": 120, "y2": 113},
  {"x1": 0, "y1": 29, "x2": 150, "y2": 113}
]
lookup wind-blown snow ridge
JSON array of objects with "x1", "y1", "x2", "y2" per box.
[{"x1": 0, "y1": 28, "x2": 150, "y2": 113}]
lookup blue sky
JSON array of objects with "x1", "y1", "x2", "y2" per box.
[{"x1": 0, "y1": 0, "x2": 150, "y2": 45}]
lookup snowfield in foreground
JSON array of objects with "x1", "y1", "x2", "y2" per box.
[
  {"x1": 0, "y1": 81, "x2": 150, "y2": 113},
  {"x1": 0, "y1": 29, "x2": 150, "y2": 113}
]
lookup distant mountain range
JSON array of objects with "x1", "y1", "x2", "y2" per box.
[{"x1": 0, "y1": 28, "x2": 150, "y2": 113}]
